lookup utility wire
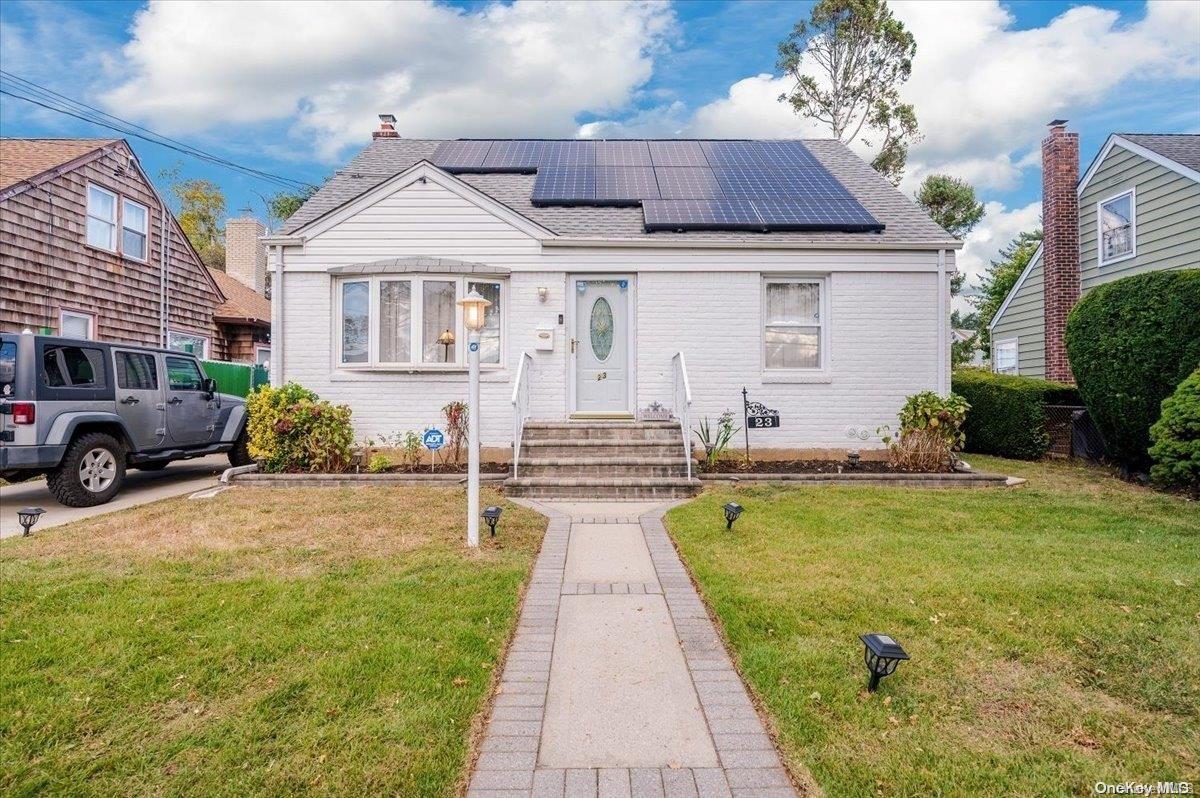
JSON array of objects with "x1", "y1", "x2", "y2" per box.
[{"x1": 0, "y1": 71, "x2": 317, "y2": 191}]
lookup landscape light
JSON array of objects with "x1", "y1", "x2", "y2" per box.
[
  {"x1": 17, "y1": 507, "x2": 45, "y2": 537},
  {"x1": 859, "y1": 633, "x2": 910, "y2": 692},
  {"x1": 723, "y1": 502, "x2": 743, "y2": 530},
  {"x1": 483, "y1": 506, "x2": 502, "y2": 537}
]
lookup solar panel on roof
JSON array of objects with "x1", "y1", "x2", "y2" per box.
[
  {"x1": 531, "y1": 168, "x2": 596, "y2": 205},
  {"x1": 752, "y1": 197, "x2": 882, "y2": 232},
  {"x1": 648, "y1": 140, "x2": 709, "y2": 167},
  {"x1": 540, "y1": 141, "x2": 596, "y2": 168},
  {"x1": 482, "y1": 140, "x2": 545, "y2": 171},
  {"x1": 700, "y1": 141, "x2": 770, "y2": 169},
  {"x1": 653, "y1": 167, "x2": 721, "y2": 199},
  {"x1": 432, "y1": 140, "x2": 493, "y2": 171},
  {"x1": 595, "y1": 141, "x2": 652, "y2": 166},
  {"x1": 642, "y1": 199, "x2": 765, "y2": 231},
  {"x1": 595, "y1": 167, "x2": 659, "y2": 203},
  {"x1": 714, "y1": 168, "x2": 849, "y2": 200},
  {"x1": 757, "y1": 141, "x2": 821, "y2": 169}
]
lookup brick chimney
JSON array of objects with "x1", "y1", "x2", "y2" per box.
[
  {"x1": 373, "y1": 113, "x2": 399, "y2": 139},
  {"x1": 225, "y1": 213, "x2": 267, "y2": 294},
  {"x1": 1042, "y1": 119, "x2": 1081, "y2": 384}
]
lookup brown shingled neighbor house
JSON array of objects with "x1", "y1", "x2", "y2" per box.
[{"x1": 0, "y1": 137, "x2": 267, "y2": 362}]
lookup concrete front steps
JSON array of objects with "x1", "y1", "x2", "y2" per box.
[{"x1": 505, "y1": 420, "x2": 700, "y2": 499}]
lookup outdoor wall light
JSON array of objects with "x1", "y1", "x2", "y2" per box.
[
  {"x1": 17, "y1": 507, "x2": 45, "y2": 537},
  {"x1": 723, "y1": 502, "x2": 743, "y2": 530},
  {"x1": 859, "y1": 633, "x2": 910, "y2": 692},
  {"x1": 482, "y1": 506, "x2": 503, "y2": 536},
  {"x1": 537, "y1": 286, "x2": 549, "y2": 303},
  {"x1": 458, "y1": 290, "x2": 492, "y2": 333}
]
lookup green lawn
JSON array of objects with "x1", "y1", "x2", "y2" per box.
[
  {"x1": 667, "y1": 457, "x2": 1199, "y2": 797},
  {"x1": 0, "y1": 487, "x2": 546, "y2": 797}
]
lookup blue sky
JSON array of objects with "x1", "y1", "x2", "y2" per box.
[{"x1": 2, "y1": 0, "x2": 1197, "y2": 290}]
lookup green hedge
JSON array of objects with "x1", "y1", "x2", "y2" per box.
[
  {"x1": 951, "y1": 368, "x2": 1079, "y2": 460},
  {"x1": 1065, "y1": 269, "x2": 1200, "y2": 469},
  {"x1": 1149, "y1": 367, "x2": 1200, "y2": 495}
]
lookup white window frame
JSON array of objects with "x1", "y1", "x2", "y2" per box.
[
  {"x1": 86, "y1": 183, "x2": 118, "y2": 252},
  {"x1": 994, "y1": 338, "x2": 1018, "y2": 375},
  {"x1": 167, "y1": 330, "x2": 210, "y2": 359},
  {"x1": 121, "y1": 197, "x2": 149, "y2": 263},
  {"x1": 255, "y1": 346, "x2": 271, "y2": 369},
  {"x1": 334, "y1": 274, "x2": 506, "y2": 371},
  {"x1": 1097, "y1": 188, "x2": 1136, "y2": 267},
  {"x1": 60, "y1": 309, "x2": 95, "y2": 340},
  {"x1": 761, "y1": 275, "x2": 829, "y2": 375}
]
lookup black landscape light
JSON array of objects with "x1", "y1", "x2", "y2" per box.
[
  {"x1": 722, "y1": 502, "x2": 743, "y2": 530},
  {"x1": 17, "y1": 507, "x2": 45, "y2": 537},
  {"x1": 847, "y1": 451, "x2": 861, "y2": 468},
  {"x1": 859, "y1": 633, "x2": 910, "y2": 692},
  {"x1": 482, "y1": 506, "x2": 502, "y2": 537}
]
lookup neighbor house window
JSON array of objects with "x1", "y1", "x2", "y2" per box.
[
  {"x1": 168, "y1": 331, "x2": 209, "y2": 359},
  {"x1": 122, "y1": 199, "x2": 149, "y2": 261},
  {"x1": 86, "y1": 185, "x2": 118, "y2": 251},
  {"x1": 1098, "y1": 189, "x2": 1135, "y2": 265},
  {"x1": 336, "y1": 275, "x2": 505, "y2": 369},
  {"x1": 763, "y1": 277, "x2": 826, "y2": 370},
  {"x1": 59, "y1": 310, "x2": 94, "y2": 340},
  {"x1": 255, "y1": 346, "x2": 271, "y2": 369},
  {"x1": 994, "y1": 339, "x2": 1018, "y2": 375}
]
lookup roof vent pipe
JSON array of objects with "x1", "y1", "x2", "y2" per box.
[{"x1": 374, "y1": 114, "x2": 399, "y2": 139}]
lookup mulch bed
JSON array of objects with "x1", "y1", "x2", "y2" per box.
[{"x1": 701, "y1": 459, "x2": 952, "y2": 475}]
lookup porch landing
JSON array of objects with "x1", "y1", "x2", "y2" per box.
[{"x1": 505, "y1": 421, "x2": 700, "y2": 500}]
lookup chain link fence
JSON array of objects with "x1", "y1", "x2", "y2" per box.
[{"x1": 1044, "y1": 405, "x2": 1107, "y2": 461}]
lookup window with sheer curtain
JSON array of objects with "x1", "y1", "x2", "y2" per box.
[{"x1": 763, "y1": 279, "x2": 824, "y2": 370}]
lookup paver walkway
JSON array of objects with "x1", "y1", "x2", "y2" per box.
[{"x1": 468, "y1": 500, "x2": 797, "y2": 798}]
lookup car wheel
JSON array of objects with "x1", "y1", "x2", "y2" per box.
[
  {"x1": 228, "y1": 428, "x2": 254, "y2": 467},
  {"x1": 47, "y1": 432, "x2": 127, "y2": 508}
]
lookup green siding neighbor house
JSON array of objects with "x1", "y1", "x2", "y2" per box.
[{"x1": 990, "y1": 132, "x2": 1200, "y2": 379}]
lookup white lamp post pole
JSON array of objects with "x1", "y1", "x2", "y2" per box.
[
  {"x1": 457, "y1": 289, "x2": 491, "y2": 550},
  {"x1": 466, "y1": 327, "x2": 481, "y2": 548}
]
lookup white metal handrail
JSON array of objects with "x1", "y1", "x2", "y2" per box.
[
  {"x1": 511, "y1": 352, "x2": 533, "y2": 479},
  {"x1": 672, "y1": 351, "x2": 693, "y2": 481}
]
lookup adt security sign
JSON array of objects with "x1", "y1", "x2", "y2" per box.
[{"x1": 423, "y1": 429, "x2": 445, "y2": 451}]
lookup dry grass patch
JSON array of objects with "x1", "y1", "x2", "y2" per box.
[{"x1": 0, "y1": 486, "x2": 545, "y2": 797}]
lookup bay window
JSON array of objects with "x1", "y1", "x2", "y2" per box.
[
  {"x1": 337, "y1": 275, "x2": 505, "y2": 369},
  {"x1": 763, "y1": 277, "x2": 826, "y2": 371}
]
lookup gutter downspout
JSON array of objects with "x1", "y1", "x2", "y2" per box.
[
  {"x1": 937, "y1": 249, "x2": 948, "y2": 395},
  {"x1": 271, "y1": 244, "x2": 284, "y2": 386}
]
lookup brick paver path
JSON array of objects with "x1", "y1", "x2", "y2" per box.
[{"x1": 467, "y1": 500, "x2": 798, "y2": 798}]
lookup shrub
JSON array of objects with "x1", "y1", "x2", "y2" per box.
[
  {"x1": 1149, "y1": 367, "x2": 1200, "y2": 495},
  {"x1": 951, "y1": 368, "x2": 1079, "y2": 460},
  {"x1": 694, "y1": 410, "x2": 740, "y2": 469},
  {"x1": 878, "y1": 391, "x2": 969, "y2": 471},
  {"x1": 1065, "y1": 269, "x2": 1200, "y2": 469},
  {"x1": 245, "y1": 382, "x2": 354, "y2": 473},
  {"x1": 442, "y1": 402, "x2": 468, "y2": 464},
  {"x1": 368, "y1": 453, "x2": 392, "y2": 474}
]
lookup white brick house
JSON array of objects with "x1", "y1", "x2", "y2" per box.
[{"x1": 265, "y1": 127, "x2": 959, "y2": 463}]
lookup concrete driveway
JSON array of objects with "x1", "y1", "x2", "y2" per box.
[{"x1": 0, "y1": 454, "x2": 227, "y2": 539}]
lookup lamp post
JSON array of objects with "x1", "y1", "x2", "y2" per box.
[{"x1": 457, "y1": 289, "x2": 491, "y2": 548}]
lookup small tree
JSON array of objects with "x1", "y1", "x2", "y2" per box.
[
  {"x1": 972, "y1": 229, "x2": 1042, "y2": 351},
  {"x1": 267, "y1": 185, "x2": 318, "y2": 226},
  {"x1": 777, "y1": 0, "x2": 919, "y2": 185},
  {"x1": 916, "y1": 174, "x2": 984, "y2": 239},
  {"x1": 159, "y1": 166, "x2": 226, "y2": 269}
]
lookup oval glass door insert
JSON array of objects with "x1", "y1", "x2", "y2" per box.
[{"x1": 590, "y1": 297, "x2": 614, "y2": 361}]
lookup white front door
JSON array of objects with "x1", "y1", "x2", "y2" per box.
[{"x1": 572, "y1": 277, "x2": 631, "y2": 415}]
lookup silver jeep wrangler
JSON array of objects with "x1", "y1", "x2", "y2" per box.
[{"x1": 0, "y1": 333, "x2": 253, "y2": 507}]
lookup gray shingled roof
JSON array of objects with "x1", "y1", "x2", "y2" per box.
[
  {"x1": 280, "y1": 138, "x2": 958, "y2": 247},
  {"x1": 1118, "y1": 134, "x2": 1200, "y2": 174}
]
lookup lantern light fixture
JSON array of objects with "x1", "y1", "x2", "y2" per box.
[
  {"x1": 722, "y1": 502, "x2": 743, "y2": 530},
  {"x1": 457, "y1": 290, "x2": 492, "y2": 333},
  {"x1": 483, "y1": 506, "x2": 503, "y2": 536},
  {"x1": 17, "y1": 507, "x2": 45, "y2": 537},
  {"x1": 859, "y1": 633, "x2": 910, "y2": 692}
]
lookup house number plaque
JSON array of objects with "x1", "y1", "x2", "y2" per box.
[{"x1": 742, "y1": 386, "x2": 780, "y2": 461}]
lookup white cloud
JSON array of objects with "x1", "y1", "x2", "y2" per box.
[
  {"x1": 953, "y1": 199, "x2": 1041, "y2": 313},
  {"x1": 103, "y1": 0, "x2": 675, "y2": 160},
  {"x1": 584, "y1": 0, "x2": 1199, "y2": 193}
]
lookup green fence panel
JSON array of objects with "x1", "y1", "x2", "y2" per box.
[
  {"x1": 251, "y1": 365, "x2": 270, "y2": 392},
  {"x1": 201, "y1": 360, "x2": 254, "y2": 398}
]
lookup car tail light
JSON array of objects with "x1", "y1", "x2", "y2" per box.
[{"x1": 11, "y1": 402, "x2": 34, "y2": 424}]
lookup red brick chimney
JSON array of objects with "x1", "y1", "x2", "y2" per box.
[
  {"x1": 1042, "y1": 119, "x2": 1080, "y2": 384},
  {"x1": 373, "y1": 113, "x2": 399, "y2": 139}
]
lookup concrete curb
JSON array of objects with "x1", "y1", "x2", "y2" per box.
[
  {"x1": 699, "y1": 470, "x2": 1011, "y2": 489},
  {"x1": 226, "y1": 471, "x2": 506, "y2": 487}
]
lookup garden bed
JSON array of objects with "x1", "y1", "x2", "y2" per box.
[
  {"x1": 701, "y1": 458, "x2": 950, "y2": 474},
  {"x1": 363, "y1": 461, "x2": 509, "y2": 475}
]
